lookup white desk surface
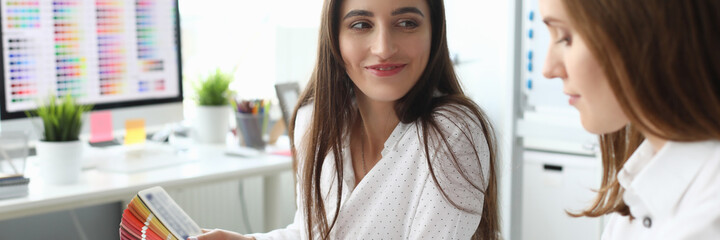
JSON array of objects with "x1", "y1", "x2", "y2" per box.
[{"x1": 0, "y1": 143, "x2": 292, "y2": 221}]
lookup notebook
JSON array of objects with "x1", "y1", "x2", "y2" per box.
[{"x1": 0, "y1": 174, "x2": 29, "y2": 199}]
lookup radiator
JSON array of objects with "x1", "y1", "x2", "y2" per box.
[{"x1": 165, "y1": 177, "x2": 266, "y2": 234}]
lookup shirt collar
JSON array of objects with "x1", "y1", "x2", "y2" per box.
[
  {"x1": 619, "y1": 140, "x2": 718, "y2": 220},
  {"x1": 380, "y1": 122, "x2": 411, "y2": 155},
  {"x1": 339, "y1": 120, "x2": 411, "y2": 190}
]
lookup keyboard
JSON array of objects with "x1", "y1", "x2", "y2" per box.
[{"x1": 91, "y1": 143, "x2": 196, "y2": 173}]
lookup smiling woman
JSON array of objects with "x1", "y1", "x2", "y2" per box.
[
  {"x1": 340, "y1": 2, "x2": 430, "y2": 103},
  {"x1": 190, "y1": 0, "x2": 499, "y2": 239}
]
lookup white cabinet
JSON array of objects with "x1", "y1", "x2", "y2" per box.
[{"x1": 522, "y1": 150, "x2": 603, "y2": 240}]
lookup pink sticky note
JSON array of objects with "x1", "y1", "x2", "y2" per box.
[{"x1": 90, "y1": 111, "x2": 114, "y2": 143}]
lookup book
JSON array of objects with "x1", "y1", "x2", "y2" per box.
[
  {"x1": 0, "y1": 184, "x2": 28, "y2": 199},
  {"x1": 0, "y1": 174, "x2": 30, "y2": 186},
  {"x1": 120, "y1": 186, "x2": 202, "y2": 240},
  {"x1": 0, "y1": 174, "x2": 29, "y2": 199}
]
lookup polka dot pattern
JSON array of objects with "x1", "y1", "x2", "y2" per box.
[{"x1": 250, "y1": 104, "x2": 491, "y2": 240}]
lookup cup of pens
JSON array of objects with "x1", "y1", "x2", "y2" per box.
[{"x1": 233, "y1": 99, "x2": 269, "y2": 150}]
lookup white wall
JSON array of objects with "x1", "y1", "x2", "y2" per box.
[
  {"x1": 179, "y1": 0, "x2": 322, "y2": 100},
  {"x1": 445, "y1": 1, "x2": 516, "y2": 239}
]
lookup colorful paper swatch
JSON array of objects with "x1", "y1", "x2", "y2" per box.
[
  {"x1": 124, "y1": 119, "x2": 146, "y2": 145},
  {"x1": 121, "y1": 196, "x2": 177, "y2": 240},
  {"x1": 119, "y1": 187, "x2": 202, "y2": 240}
]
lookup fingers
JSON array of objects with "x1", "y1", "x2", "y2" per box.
[
  {"x1": 188, "y1": 228, "x2": 252, "y2": 240},
  {"x1": 189, "y1": 228, "x2": 219, "y2": 240}
]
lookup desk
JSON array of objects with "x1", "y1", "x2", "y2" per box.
[{"x1": 0, "y1": 144, "x2": 292, "y2": 222}]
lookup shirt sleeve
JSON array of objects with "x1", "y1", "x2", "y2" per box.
[
  {"x1": 407, "y1": 105, "x2": 490, "y2": 239},
  {"x1": 246, "y1": 105, "x2": 315, "y2": 240},
  {"x1": 407, "y1": 178, "x2": 484, "y2": 239},
  {"x1": 246, "y1": 184, "x2": 304, "y2": 240}
]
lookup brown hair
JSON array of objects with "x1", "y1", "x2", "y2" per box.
[
  {"x1": 560, "y1": 0, "x2": 720, "y2": 218},
  {"x1": 286, "y1": 0, "x2": 499, "y2": 238}
]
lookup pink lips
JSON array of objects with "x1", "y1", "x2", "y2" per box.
[
  {"x1": 568, "y1": 94, "x2": 580, "y2": 105},
  {"x1": 365, "y1": 63, "x2": 406, "y2": 77}
]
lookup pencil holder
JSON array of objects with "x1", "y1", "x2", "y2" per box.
[{"x1": 235, "y1": 113, "x2": 266, "y2": 150}]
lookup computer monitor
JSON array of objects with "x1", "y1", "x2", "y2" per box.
[{"x1": 0, "y1": 0, "x2": 183, "y2": 140}]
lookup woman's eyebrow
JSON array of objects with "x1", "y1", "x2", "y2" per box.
[
  {"x1": 392, "y1": 7, "x2": 424, "y2": 17},
  {"x1": 343, "y1": 10, "x2": 373, "y2": 20},
  {"x1": 343, "y1": 7, "x2": 424, "y2": 20},
  {"x1": 542, "y1": 16, "x2": 562, "y2": 26}
]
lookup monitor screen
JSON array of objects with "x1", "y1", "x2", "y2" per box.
[{"x1": 0, "y1": 0, "x2": 182, "y2": 120}]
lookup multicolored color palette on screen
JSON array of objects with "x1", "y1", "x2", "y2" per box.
[
  {"x1": 5, "y1": 0, "x2": 40, "y2": 29},
  {"x1": 6, "y1": 38, "x2": 38, "y2": 103},
  {"x1": 96, "y1": 0, "x2": 127, "y2": 95},
  {"x1": 133, "y1": 0, "x2": 167, "y2": 96},
  {"x1": 52, "y1": 0, "x2": 85, "y2": 98}
]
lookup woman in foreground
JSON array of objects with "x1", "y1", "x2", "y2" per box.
[{"x1": 539, "y1": 0, "x2": 720, "y2": 238}]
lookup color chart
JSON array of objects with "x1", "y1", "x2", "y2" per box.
[
  {"x1": 137, "y1": 78, "x2": 164, "y2": 93},
  {"x1": 5, "y1": 0, "x2": 40, "y2": 29},
  {"x1": 1, "y1": 0, "x2": 181, "y2": 115},
  {"x1": 135, "y1": 0, "x2": 163, "y2": 72},
  {"x1": 96, "y1": 0, "x2": 127, "y2": 95},
  {"x1": 52, "y1": 0, "x2": 86, "y2": 98},
  {"x1": 6, "y1": 38, "x2": 38, "y2": 102}
]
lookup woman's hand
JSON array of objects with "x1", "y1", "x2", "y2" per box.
[{"x1": 187, "y1": 229, "x2": 256, "y2": 240}]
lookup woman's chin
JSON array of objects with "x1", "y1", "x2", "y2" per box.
[
  {"x1": 361, "y1": 89, "x2": 409, "y2": 103},
  {"x1": 580, "y1": 117, "x2": 628, "y2": 135}
]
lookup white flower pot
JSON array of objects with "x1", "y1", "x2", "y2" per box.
[
  {"x1": 193, "y1": 105, "x2": 230, "y2": 144},
  {"x1": 36, "y1": 140, "x2": 83, "y2": 185}
]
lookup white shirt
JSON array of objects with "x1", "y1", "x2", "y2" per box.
[
  {"x1": 249, "y1": 104, "x2": 491, "y2": 239},
  {"x1": 602, "y1": 140, "x2": 720, "y2": 239}
]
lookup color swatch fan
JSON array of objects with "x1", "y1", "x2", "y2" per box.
[{"x1": 120, "y1": 186, "x2": 202, "y2": 240}]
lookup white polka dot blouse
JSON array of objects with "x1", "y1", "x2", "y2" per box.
[{"x1": 248, "y1": 103, "x2": 491, "y2": 240}]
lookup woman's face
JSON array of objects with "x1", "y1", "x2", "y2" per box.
[
  {"x1": 339, "y1": 0, "x2": 431, "y2": 103},
  {"x1": 539, "y1": 0, "x2": 629, "y2": 134}
]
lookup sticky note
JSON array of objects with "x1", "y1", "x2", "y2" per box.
[
  {"x1": 89, "y1": 111, "x2": 114, "y2": 143},
  {"x1": 124, "y1": 119, "x2": 146, "y2": 145}
]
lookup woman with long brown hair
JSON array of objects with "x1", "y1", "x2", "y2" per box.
[
  {"x1": 191, "y1": 0, "x2": 498, "y2": 239},
  {"x1": 539, "y1": 0, "x2": 720, "y2": 238}
]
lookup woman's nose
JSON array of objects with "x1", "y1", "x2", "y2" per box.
[
  {"x1": 542, "y1": 46, "x2": 566, "y2": 80},
  {"x1": 370, "y1": 28, "x2": 397, "y2": 60}
]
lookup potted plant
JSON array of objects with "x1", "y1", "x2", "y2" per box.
[
  {"x1": 26, "y1": 94, "x2": 92, "y2": 184},
  {"x1": 192, "y1": 69, "x2": 234, "y2": 143}
]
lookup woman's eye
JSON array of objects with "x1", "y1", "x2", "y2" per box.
[
  {"x1": 556, "y1": 36, "x2": 572, "y2": 45},
  {"x1": 397, "y1": 20, "x2": 418, "y2": 28},
  {"x1": 350, "y1": 22, "x2": 371, "y2": 30}
]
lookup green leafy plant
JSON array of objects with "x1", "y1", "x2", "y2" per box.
[
  {"x1": 193, "y1": 69, "x2": 234, "y2": 106},
  {"x1": 25, "y1": 94, "x2": 93, "y2": 142}
]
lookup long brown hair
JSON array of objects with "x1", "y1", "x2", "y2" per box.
[
  {"x1": 560, "y1": 0, "x2": 720, "y2": 218},
  {"x1": 286, "y1": 0, "x2": 499, "y2": 238}
]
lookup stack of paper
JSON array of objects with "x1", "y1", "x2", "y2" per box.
[
  {"x1": 120, "y1": 186, "x2": 202, "y2": 240},
  {"x1": 0, "y1": 174, "x2": 29, "y2": 199}
]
